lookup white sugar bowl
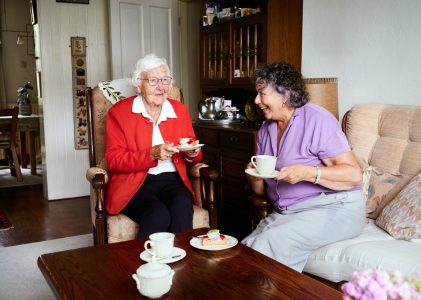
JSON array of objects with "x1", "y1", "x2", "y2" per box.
[{"x1": 132, "y1": 259, "x2": 175, "y2": 298}]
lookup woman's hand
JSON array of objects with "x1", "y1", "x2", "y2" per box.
[
  {"x1": 151, "y1": 143, "x2": 179, "y2": 161},
  {"x1": 246, "y1": 162, "x2": 266, "y2": 195},
  {"x1": 277, "y1": 152, "x2": 362, "y2": 190},
  {"x1": 276, "y1": 164, "x2": 313, "y2": 184},
  {"x1": 184, "y1": 148, "x2": 200, "y2": 161}
]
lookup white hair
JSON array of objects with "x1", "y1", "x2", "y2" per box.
[{"x1": 131, "y1": 54, "x2": 171, "y2": 87}]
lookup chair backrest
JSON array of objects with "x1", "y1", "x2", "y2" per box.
[
  {"x1": 343, "y1": 103, "x2": 421, "y2": 177},
  {"x1": 0, "y1": 107, "x2": 19, "y2": 146},
  {"x1": 86, "y1": 78, "x2": 183, "y2": 170}
]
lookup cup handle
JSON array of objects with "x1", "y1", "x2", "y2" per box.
[
  {"x1": 251, "y1": 156, "x2": 258, "y2": 170},
  {"x1": 144, "y1": 241, "x2": 155, "y2": 256}
]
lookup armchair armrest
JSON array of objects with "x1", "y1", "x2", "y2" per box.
[
  {"x1": 86, "y1": 167, "x2": 108, "y2": 245},
  {"x1": 198, "y1": 166, "x2": 218, "y2": 229},
  {"x1": 187, "y1": 163, "x2": 219, "y2": 229},
  {"x1": 249, "y1": 193, "x2": 273, "y2": 230},
  {"x1": 86, "y1": 167, "x2": 109, "y2": 185}
]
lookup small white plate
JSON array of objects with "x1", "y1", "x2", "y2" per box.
[
  {"x1": 177, "y1": 144, "x2": 205, "y2": 152},
  {"x1": 189, "y1": 234, "x2": 238, "y2": 251},
  {"x1": 245, "y1": 168, "x2": 279, "y2": 179},
  {"x1": 140, "y1": 247, "x2": 186, "y2": 264}
]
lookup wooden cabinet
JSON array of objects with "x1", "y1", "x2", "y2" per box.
[
  {"x1": 194, "y1": 123, "x2": 258, "y2": 240},
  {"x1": 200, "y1": 0, "x2": 303, "y2": 91}
]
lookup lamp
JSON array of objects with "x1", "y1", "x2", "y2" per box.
[
  {"x1": 304, "y1": 77, "x2": 339, "y2": 119},
  {"x1": 16, "y1": 35, "x2": 25, "y2": 45}
]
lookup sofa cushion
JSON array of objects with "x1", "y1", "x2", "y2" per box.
[
  {"x1": 375, "y1": 173, "x2": 421, "y2": 240},
  {"x1": 303, "y1": 220, "x2": 421, "y2": 282},
  {"x1": 346, "y1": 104, "x2": 421, "y2": 177},
  {"x1": 363, "y1": 166, "x2": 410, "y2": 219}
]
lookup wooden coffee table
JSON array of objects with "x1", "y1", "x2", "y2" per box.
[{"x1": 38, "y1": 228, "x2": 342, "y2": 299}]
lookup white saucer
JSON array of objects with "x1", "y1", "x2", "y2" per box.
[
  {"x1": 245, "y1": 168, "x2": 279, "y2": 179},
  {"x1": 140, "y1": 247, "x2": 186, "y2": 263},
  {"x1": 189, "y1": 235, "x2": 238, "y2": 251},
  {"x1": 177, "y1": 144, "x2": 205, "y2": 151}
]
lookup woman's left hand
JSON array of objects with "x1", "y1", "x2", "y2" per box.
[
  {"x1": 277, "y1": 164, "x2": 313, "y2": 184},
  {"x1": 184, "y1": 148, "x2": 200, "y2": 161}
]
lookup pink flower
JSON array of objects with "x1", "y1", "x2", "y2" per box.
[{"x1": 341, "y1": 269, "x2": 421, "y2": 300}]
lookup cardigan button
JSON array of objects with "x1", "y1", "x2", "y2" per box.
[{"x1": 174, "y1": 158, "x2": 178, "y2": 163}]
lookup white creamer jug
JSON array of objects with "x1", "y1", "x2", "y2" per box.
[{"x1": 132, "y1": 259, "x2": 175, "y2": 298}]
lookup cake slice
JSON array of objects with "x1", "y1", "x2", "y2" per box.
[
  {"x1": 179, "y1": 137, "x2": 199, "y2": 147},
  {"x1": 201, "y1": 229, "x2": 228, "y2": 246}
]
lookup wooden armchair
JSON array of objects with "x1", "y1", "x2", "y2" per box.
[
  {"x1": 86, "y1": 79, "x2": 218, "y2": 245},
  {"x1": 0, "y1": 107, "x2": 23, "y2": 182}
]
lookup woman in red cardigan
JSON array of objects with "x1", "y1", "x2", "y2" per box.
[{"x1": 105, "y1": 54, "x2": 201, "y2": 238}]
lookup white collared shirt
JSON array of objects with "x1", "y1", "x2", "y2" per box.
[{"x1": 132, "y1": 95, "x2": 178, "y2": 174}]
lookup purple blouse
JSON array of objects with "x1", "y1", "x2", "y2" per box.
[{"x1": 257, "y1": 103, "x2": 358, "y2": 210}]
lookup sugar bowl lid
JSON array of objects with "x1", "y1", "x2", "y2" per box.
[{"x1": 136, "y1": 259, "x2": 172, "y2": 279}]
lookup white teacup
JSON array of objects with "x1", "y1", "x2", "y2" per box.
[
  {"x1": 251, "y1": 155, "x2": 277, "y2": 175},
  {"x1": 144, "y1": 232, "x2": 175, "y2": 258}
]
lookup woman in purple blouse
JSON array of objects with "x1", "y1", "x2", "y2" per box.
[{"x1": 242, "y1": 62, "x2": 365, "y2": 272}]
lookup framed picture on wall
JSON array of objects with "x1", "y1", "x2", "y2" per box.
[
  {"x1": 57, "y1": 0, "x2": 89, "y2": 3},
  {"x1": 30, "y1": 0, "x2": 37, "y2": 25},
  {"x1": 71, "y1": 37, "x2": 86, "y2": 56}
]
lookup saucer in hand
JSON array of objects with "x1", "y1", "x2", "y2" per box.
[
  {"x1": 140, "y1": 247, "x2": 186, "y2": 264},
  {"x1": 245, "y1": 168, "x2": 279, "y2": 179}
]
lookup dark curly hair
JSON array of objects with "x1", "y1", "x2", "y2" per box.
[{"x1": 252, "y1": 62, "x2": 309, "y2": 108}]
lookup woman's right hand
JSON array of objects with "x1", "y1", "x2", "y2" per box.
[
  {"x1": 246, "y1": 162, "x2": 266, "y2": 195},
  {"x1": 151, "y1": 143, "x2": 179, "y2": 161},
  {"x1": 245, "y1": 162, "x2": 264, "y2": 182}
]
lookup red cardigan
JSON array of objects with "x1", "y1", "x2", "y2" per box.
[{"x1": 105, "y1": 96, "x2": 202, "y2": 215}]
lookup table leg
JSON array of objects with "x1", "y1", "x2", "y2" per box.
[
  {"x1": 20, "y1": 131, "x2": 28, "y2": 168},
  {"x1": 29, "y1": 131, "x2": 37, "y2": 175}
]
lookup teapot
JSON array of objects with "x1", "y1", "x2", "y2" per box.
[
  {"x1": 198, "y1": 97, "x2": 221, "y2": 120},
  {"x1": 132, "y1": 259, "x2": 175, "y2": 298}
]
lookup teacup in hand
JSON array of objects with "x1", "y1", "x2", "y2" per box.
[
  {"x1": 144, "y1": 232, "x2": 175, "y2": 258},
  {"x1": 251, "y1": 155, "x2": 277, "y2": 176}
]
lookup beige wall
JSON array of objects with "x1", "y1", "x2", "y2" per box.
[{"x1": 302, "y1": 0, "x2": 421, "y2": 118}]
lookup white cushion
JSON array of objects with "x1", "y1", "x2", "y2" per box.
[
  {"x1": 303, "y1": 220, "x2": 421, "y2": 282},
  {"x1": 98, "y1": 78, "x2": 134, "y2": 104}
]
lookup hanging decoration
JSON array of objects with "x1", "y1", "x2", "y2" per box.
[{"x1": 70, "y1": 37, "x2": 88, "y2": 149}]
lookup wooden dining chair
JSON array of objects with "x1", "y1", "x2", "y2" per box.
[{"x1": 0, "y1": 107, "x2": 23, "y2": 181}]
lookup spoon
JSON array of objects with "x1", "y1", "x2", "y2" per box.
[{"x1": 153, "y1": 254, "x2": 182, "y2": 261}]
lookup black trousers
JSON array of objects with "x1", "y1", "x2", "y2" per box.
[{"x1": 122, "y1": 172, "x2": 194, "y2": 238}]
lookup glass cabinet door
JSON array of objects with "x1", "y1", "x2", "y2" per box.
[
  {"x1": 231, "y1": 15, "x2": 263, "y2": 85},
  {"x1": 200, "y1": 23, "x2": 229, "y2": 85}
]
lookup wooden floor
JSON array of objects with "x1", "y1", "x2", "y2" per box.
[{"x1": 0, "y1": 184, "x2": 92, "y2": 247}]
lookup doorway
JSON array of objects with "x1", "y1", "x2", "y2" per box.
[{"x1": 0, "y1": 0, "x2": 42, "y2": 188}]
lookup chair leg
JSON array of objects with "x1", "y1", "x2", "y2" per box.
[{"x1": 10, "y1": 147, "x2": 23, "y2": 182}]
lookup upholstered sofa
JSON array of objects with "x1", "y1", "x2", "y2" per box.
[
  {"x1": 85, "y1": 79, "x2": 218, "y2": 244},
  {"x1": 251, "y1": 103, "x2": 421, "y2": 285}
]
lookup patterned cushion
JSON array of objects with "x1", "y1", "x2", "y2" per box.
[
  {"x1": 364, "y1": 166, "x2": 406, "y2": 218},
  {"x1": 375, "y1": 173, "x2": 421, "y2": 240},
  {"x1": 107, "y1": 205, "x2": 209, "y2": 243}
]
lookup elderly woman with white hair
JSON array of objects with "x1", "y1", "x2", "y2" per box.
[{"x1": 105, "y1": 53, "x2": 201, "y2": 238}]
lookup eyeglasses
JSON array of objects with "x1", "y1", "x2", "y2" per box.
[{"x1": 141, "y1": 76, "x2": 172, "y2": 86}]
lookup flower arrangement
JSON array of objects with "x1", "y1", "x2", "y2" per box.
[
  {"x1": 17, "y1": 82, "x2": 33, "y2": 104},
  {"x1": 342, "y1": 269, "x2": 421, "y2": 300}
]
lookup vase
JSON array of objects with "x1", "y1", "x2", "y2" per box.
[{"x1": 19, "y1": 103, "x2": 32, "y2": 116}]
